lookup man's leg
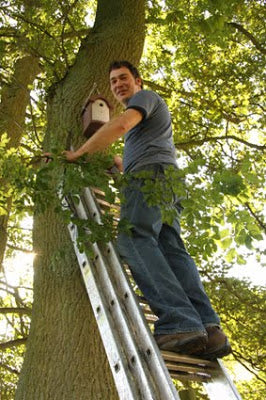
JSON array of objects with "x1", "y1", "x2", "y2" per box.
[
  {"x1": 158, "y1": 221, "x2": 220, "y2": 327},
  {"x1": 158, "y1": 220, "x2": 231, "y2": 359},
  {"x1": 117, "y1": 178, "x2": 206, "y2": 336}
]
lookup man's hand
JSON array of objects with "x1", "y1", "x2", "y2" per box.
[
  {"x1": 41, "y1": 150, "x2": 81, "y2": 163},
  {"x1": 42, "y1": 152, "x2": 53, "y2": 163},
  {"x1": 62, "y1": 150, "x2": 80, "y2": 162},
  {"x1": 113, "y1": 155, "x2": 123, "y2": 172}
]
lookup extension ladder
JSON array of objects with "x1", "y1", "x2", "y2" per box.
[{"x1": 63, "y1": 185, "x2": 242, "y2": 400}]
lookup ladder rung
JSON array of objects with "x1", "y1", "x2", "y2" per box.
[
  {"x1": 96, "y1": 197, "x2": 121, "y2": 211},
  {"x1": 144, "y1": 314, "x2": 158, "y2": 323},
  {"x1": 165, "y1": 361, "x2": 214, "y2": 375},
  {"x1": 137, "y1": 295, "x2": 149, "y2": 305},
  {"x1": 91, "y1": 186, "x2": 106, "y2": 197},
  {"x1": 169, "y1": 371, "x2": 211, "y2": 383},
  {"x1": 161, "y1": 351, "x2": 218, "y2": 368},
  {"x1": 142, "y1": 306, "x2": 156, "y2": 316}
]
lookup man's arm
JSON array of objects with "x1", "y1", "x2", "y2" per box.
[{"x1": 64, "y1": 108, "x2": 142, "y2": 162}]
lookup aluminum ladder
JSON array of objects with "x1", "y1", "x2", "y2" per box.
[{"x1": 63, "y1": 186, "x2": 242, "y2": 400}]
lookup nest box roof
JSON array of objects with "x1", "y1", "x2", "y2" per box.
[{"x1": 81, "y1": 95, "x2": 113, "y2": 114}]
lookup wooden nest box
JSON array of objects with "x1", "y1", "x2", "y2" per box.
[{"x1": 81, "y1": 95, "x2": 112, "y2": 138}]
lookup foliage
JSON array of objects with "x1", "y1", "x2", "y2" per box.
[
  {"x1": 204, "y1": 274, "x2": 266, "y2": 398},
  {"x1": 0, "y1": 263, "x2": 32, "y2": 399},
  {"x1": 0, "y1": 0, "x2": 95, "y2": 85},
  {"x1": 0, "y1": 135, "x2": 35, "y2": 217},
  {"x1": 0, "y1": 0, "x2": 265, "y2": 398},
  {"x1": 143, "y1": 0, "x2": 265, "y2": 264},
  {"x1": 33, "y1": 151, "x2": 119, "y2": 249}
]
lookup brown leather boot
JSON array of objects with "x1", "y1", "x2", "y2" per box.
[
  {"x1": 154, "y1": 331, "x2": 208, "y2": 354},
  {"x1": 195, "y1": 326, "x2": 232, "y2": 360}
]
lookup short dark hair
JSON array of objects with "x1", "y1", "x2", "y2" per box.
[{"x1": 109, "y1": 60, "x2": 143, "y2": 88}]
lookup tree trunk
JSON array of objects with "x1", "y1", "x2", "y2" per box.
[
  {"x1": 15, "y1": 1, "x2": 145, "y2": 399},
  {"x1": 0, "y1": 55, "x2": 41, "y2": 269},
  {"x1": 179, "y1": 389, "x2": 196, "y2": 400}
]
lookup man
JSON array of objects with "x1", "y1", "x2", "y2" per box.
[{"x1": 64, "y1": 61, "x2": 231, "y2": 360}]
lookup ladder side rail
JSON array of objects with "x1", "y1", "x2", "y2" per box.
[
  {"x1": 66, "y1": 197, "x2": 162, "y2": 400},
  {"x1": 87, "y1": 240, "x2": 160, "y2": 400},
  {"x1": 82, "y1": 187, "x2": 180, "y2": 400},
  {"x1": 203, "y1": 359, "x2": 242, "y2": 400},
  {"x1": 64, "y1": 198, "x2": 142, "y2": 400},
  {"x1": 105, "y1": 243, "x2": 182, "y2": 399}
]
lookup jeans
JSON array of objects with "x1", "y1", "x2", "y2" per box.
[{"x1": 117, "y1": 164, "x2": 220, "y2": 335}]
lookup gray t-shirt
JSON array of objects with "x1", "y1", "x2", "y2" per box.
[{"x1": 123, "y1": 90, "x2": 177, "y2": 172}]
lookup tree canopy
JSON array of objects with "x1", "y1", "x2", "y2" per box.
[{"x1": 0, "y1": 0, "x2": 265, "y2": 398}]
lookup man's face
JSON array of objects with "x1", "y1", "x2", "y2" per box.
[{"x1": 110, "y1": 67, "x2": 142, "y2": 105}]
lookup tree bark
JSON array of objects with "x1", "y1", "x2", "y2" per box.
[
  {"x1": 0, "y1": 55, "x2": 41, "y2": 269},
  {"x1": 15, "y1": 1, "x2": 145, "y2": 399}
]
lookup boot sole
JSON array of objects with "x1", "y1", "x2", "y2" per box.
[
  {"x1": 197, "y1": 343, "x2": 232, "y2": 361},
  {"x1": 158, "y1": 335, "x2": 207, "y2": 355}
]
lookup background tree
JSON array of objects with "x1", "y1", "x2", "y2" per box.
[{"x1": 0, "y1": 0, "x2": 265, "y2": 399}]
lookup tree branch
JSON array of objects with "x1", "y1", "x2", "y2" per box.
[
  {"x1": 3, "y1": 9, "x2": 57, "y2": 42},
  {"x1": 0, "y1": 280, "x2": 32, "y2": 291},
  {"x1": 28, "y1": 97, "x2": 43, "y2": 147},
  {"x1": 175, "y1": 135, "x2": 266, "y2": 151},
  {"x1": 0, "y1": 27, "x2": 18, "y2": 38},
  {"x1": 0, "y1": 25, "x2": 90, "y2": 43},
  {"x1": 204, "y1": 274, "x2": 264, "y2": 314},
  {"x1": 228, "y1": 22, "x2": 266, "y2": 55},
  {"x1": 244, "y1": 202, "x2": 266, "y2": 234},
  {"x1": 0, "y1": 307, "x2": 31, "y2": 316},
  {"x1": 232, "y1": 351, "x2": 266, "y2": 383},
  {"x1": 6, "y1": 244, "x2": 33, "y2": 254},
  {"x1": 144, "y1": 80, "x2": 250, "y2": 125},
  {"x1": 0, "y1": 362, "x2": 20, "y2": 375},
  {"x1": 0, "y1": 338, "x2": 27, "y2": 350},
  {"x1": 142, "y1": 79, "x2": 171, "y2": 95}
]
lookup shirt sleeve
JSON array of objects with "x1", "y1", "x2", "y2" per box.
[{"x1": 126, "y1": 90, "x2": 158, "y2": 120}]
